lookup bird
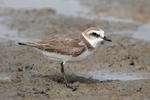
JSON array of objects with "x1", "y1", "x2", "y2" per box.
[{"x1": 18, "y1": 27, "x2": 111, "y2": 90}]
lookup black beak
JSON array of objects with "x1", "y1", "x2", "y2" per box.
[{"x1": 103, "y1": 36, "x2": 112, "y2": 42}]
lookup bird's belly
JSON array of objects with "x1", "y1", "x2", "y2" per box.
[
  {"x1": 41, "y1": 50, "x2": 94, "y2": 62},
  {"x1": 70, "y1": 50, "x2": 94, "y2": 62}
]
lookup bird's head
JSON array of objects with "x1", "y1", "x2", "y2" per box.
[{"x1": 82, "y1": 27, "x2": 111, "y2": 48}]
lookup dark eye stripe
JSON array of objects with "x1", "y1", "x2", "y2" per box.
[
  {"x1": 91, "y1": 32, "x2": 100, "y2": 37},
  {"x1": 92, "y1": 32, "x2": 97, "y2": 35}
]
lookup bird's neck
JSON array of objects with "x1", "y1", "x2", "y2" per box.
[
  {"x1": 82, "y1": 33, "x2": 101, "y2": 49},
  {"x1": 80, "y1": 34, "x2": 94, "y2": 50}
]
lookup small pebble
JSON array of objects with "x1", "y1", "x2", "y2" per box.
[
  {"x1": 129, "y1": 60, "x2": 135, "y2": 66},
  {"x1": 17, "y1": 68, "x2": 23, "y2": 72}
]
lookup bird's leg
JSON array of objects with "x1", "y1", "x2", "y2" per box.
[
  {"x1": 60, "y1": 62, "x2": 78, "y2": 91},
  {"x1": 60, "y1": 62, "x2": 68, "y2": 86}
]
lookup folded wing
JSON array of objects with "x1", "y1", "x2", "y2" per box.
[{"x1": 19, "y1": 34, "x2": 86, "y2": 57}]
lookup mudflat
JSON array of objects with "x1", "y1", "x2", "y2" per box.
[{"x1": 0, "y1": 0, "x2": 150, "y2": 99}]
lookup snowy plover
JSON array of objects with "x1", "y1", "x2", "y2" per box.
[{"x1": 18, "y1": 27, "x2": 111, "y2": 90}]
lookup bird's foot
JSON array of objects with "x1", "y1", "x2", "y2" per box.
[{"x1": 65, "y1": 81, "x2": 79, "y2": 91}]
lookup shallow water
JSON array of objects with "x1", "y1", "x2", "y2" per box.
[
  {"x1": 134, "y1": 24, "x2": 150, "y2": 42},
  {"x1": 0, "y1": 0, "x2": 87, "y2": 16},
  {"x1": 0, "y1": 0, "x2": 138, "y2": 23},
  {"x1": 79, "y1": 70, "x2": 150, "y2": 81},
  {"x1": 0, "y1": 0, "x2": 150, "y2": 42},
  {"x1": 0, "y1": 24, "x2": 39, "y2": 42},
  {"x1": 0, "y1": 73, "x2": 11, "y2": 82},
  {"x1": 113, "y1": 24, "x2": 150, "y2": 42}
]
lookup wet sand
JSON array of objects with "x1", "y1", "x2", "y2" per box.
[{"x1": 0, "y1": 0, "x2": 150, "y2": 100}]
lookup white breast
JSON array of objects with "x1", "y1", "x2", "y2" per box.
[
  {"x1": 41, "y1": 50, "x2": 94, "y2": 62},
  {"x1": 71, "y1": 50, "x2": 94, "y2": 61}
]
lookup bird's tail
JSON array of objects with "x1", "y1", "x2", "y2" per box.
[
  {"x1": 18, "y1": 42, "x2": 27, "y2": 45},
  {"x1": 18, "y1": 42, "x2": 40, "y2": 48},
  {"x1": 18, "y1": 42, "x2": 36, "y2": 47}
]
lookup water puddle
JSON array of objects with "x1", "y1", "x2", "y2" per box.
[
  {"x1": 133, "y1": 24, "x2": 150, "y2": 42},
  {"x1": 0, "y1": 0, "x2": 149, "y2": 42},
  {"x1": 113, "y1": 24, "x2": 150, "y2": 42},
  {"x1": 0, "y1": 24, "x2": 39, "y2": 42},
  {"x1": 78, "y1": 70, "x2": 150, "y2": 81},
  {"x1": 0, "y1": 73, "x2": 11, "y2": 82},
  {"x1": 0, "y1": 0, "x2": 88, "y2": 16},
  {"x1": 0, "y1": 0, "x2": 136, "y2": 23}
]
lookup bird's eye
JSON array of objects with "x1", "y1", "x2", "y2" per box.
[
  {"x1": 92, "y1": 32, "x2": 97, "y2": 35},
  {"x1": 91, "y1": 32, "x2": 100, "y2": 37}
]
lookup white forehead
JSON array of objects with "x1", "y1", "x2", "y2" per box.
[{"x1": 89, "y1": 30, "x2": 105, "y2": 37}]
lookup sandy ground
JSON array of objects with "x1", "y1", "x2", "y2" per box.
[{"x1": 0, "y1": 0, "x2": 150, "y2": 100}]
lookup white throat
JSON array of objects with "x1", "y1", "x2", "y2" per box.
[{"x1": 82, "y1": 33, "x2": 103, "y2": 48}]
